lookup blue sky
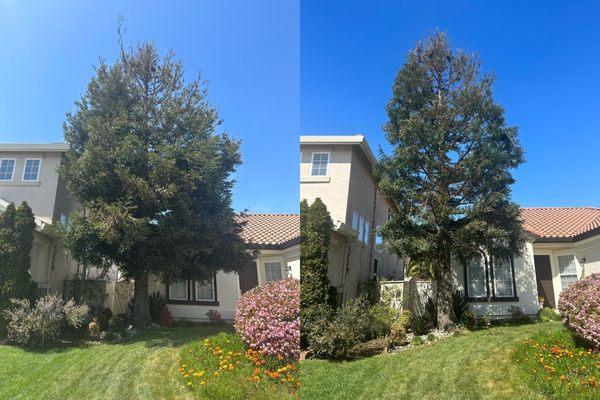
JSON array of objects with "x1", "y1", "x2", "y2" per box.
[
  {"x1": 0, "y1": 0, "x2": 299, "y2": 213},
  {"x1": 301, "y1": 0, "x2": 600, "y2": 207}
]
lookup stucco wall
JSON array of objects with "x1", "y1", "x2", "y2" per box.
[
  {"x1": 300, "y1": 144, "x2": 352, "y2": 225},
  {"x1": 452, "y1": 242, "x2": 540, "y2": 316},
  {"x1": 0, "y1": 151, "x2": 63, "y2": 221},
  {"x1": 29, "y1": 231, "x2": 80, "y2": 294},
  {"x1": 533, "y1": 234, "x2": 600, "y2": 306}
]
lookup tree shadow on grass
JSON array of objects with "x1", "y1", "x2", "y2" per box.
[{"x1": 5, "y1": 321, "x2": 235, "y2": 354}]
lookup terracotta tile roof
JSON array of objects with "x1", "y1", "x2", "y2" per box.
[
  {"x1": 236, "y1": 213, "x2": 300, "y2": 249},
  {"x1": 521, "y1": 207, "x2": 600, "y2": 241}
]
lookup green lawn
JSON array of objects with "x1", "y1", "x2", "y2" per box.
[
  {"x1": 300, "y1": 322, "x2": 580, "y2": 400},
  {"x1": 0, "y1": 323, "x2": 264, "y2": 400}
]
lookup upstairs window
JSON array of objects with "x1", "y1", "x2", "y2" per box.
[
  {"x1": 0, "y1": 159, "x2": 16, "y2": 181},
  {"x1": 558, "y1": 255, "x2": 578, "y2": 291},
  {"x1": 352, "y1": 211, "x2": 359, "y2": 231},
  {"x1": 23, "y1": 159, "x2": 41, "y2": 181},
  {"x1": 264, "y1": 262, "x2": 283, "y2": 282},
  {"x1": 363, "y1": 221, "x2": 370, "y2": 245},
  {"x1": 311, "y1": 152, "x2": 329, "y2": 176}
]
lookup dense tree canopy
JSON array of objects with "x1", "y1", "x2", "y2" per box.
[
  {"x1": 60, "y1": 36, "x2": 254, "y2": 328},
  {"x1": 377, "y1": 32, "x2": 524, "y2": 328}
]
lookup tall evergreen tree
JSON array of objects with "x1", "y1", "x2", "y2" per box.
[
  {"x1": 300, "y1": 198, "x2": 333, "y2": 332},
  {"x1": 59, "y1": 34, "x2": 254, "y2": 328},
  {"x1": 0, "y1": 202, "x2": 36, "y2": 328},
  {"x1": 377, "y1": 32, "x2": 524, "y2": 328}
]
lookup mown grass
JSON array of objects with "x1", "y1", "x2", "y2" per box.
[
  {"x1": 0, "y1": 323, "x2": 263, "y2": 400},
  {"x1": 300, "y1": 322, "x2": 581, "y2": 400},
  {"x1": 514, "y1": 328, "x2": 599, "y2": 399},
  {"x1": 177, "y1": 332, "x2": 298, "y2": 400}
]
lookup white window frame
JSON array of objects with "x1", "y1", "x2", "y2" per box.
[
  {"x1": 168, "y1": 280, "x2": 188, "y2": 300},
  {"x1": 557, "y1": 254, "x2": 578, "y2": 292},
  {"x1": 195, "y1": 277, "x2": 216, "y2": 302},
  {"x1": 358, "y1": 216, "x2": 365, "y2": 244},
  {"x1": 466, "y1": 257, "x2": 487, "y2": 298},
  {"x1": 310, "y1": 152, "x2": 330, "y2": 176},
  {"x1": 22, "y1": 158, "x2": 42, "y2": 182},
  {"x1": 352, "y1": 210, "x2": 360, "y2": 231},
  {"x1": 0, "y1": 158, "x2": 17, "y2": 181},
  {"x1": 264, "y1": 261, "x2": 283, "y2": 282},
  {"x1": 492, "y1": 257, "x2": 515, "y2": 298}
]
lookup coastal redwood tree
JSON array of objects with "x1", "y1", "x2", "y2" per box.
[
  {"x1": 0, "y1": 202, "x2": 36, "y2": 328},
  {"x1": 377, "y1": 32, "x2": 524, "y2": 328},
  {"x1": 300, "y1": 198, "x2": 333, "y2": 337},
  {"x1": 60, "y1": 37, "x2": 253, "y2": 328}
]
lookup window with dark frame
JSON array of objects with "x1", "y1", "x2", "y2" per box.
[
  {"x1": 464, "y1": 255, "x2": 517, "y2": 301},
  {"x1": 167, "y1": 276, "x2": 218, "y2": 304}
]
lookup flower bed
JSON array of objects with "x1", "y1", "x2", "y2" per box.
[
  {"x1": 514, "y1": 329, "x2": 599, "y2": 399},
  {"x1": 178, "y1": 332, "x2": 299, "y2": 399}
]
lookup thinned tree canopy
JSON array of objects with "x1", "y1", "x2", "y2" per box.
[
  {"x1": 60, "y1": 40, "x2": 254, "y2": 285},
  {"x1": 378, "y1": 31, "x2": 525, "y2": 263},
  {"x1": 377, "y1": 32, "x2": 525, "y2": 326}
]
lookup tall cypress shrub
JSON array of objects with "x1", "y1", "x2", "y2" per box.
[
  {"x1": 0, "y1": 202, "x2": 36, "y2": 331},
  {"x1": 300, "y1": 198, "x2": 333, "y2": 343}
]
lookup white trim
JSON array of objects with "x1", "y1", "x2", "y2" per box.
[
  {"x1": 310, "y1": 152, "x2": 330, "y2": 176},
  {"x1": 22, "y1": 158, "x2": 42, "y2": 182},
  {"x1": 195, "y1": 277, "x2": 216, "y2": 301},
  {"x1": 264, "y1": 261, "x2": 283, "y2": 282},
  {"x1": 0, "y1": 158, "x2": 16, "y2": 181},
  {"x1": 168, "y1": 280, "x2": 188, "y2": 300},
  {"x1": 492, "y1": 258, "x2": 514, "y2": 298}
]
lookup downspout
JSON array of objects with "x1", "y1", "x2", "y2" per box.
[{"x1": 368, "y1": 185, "x2": 377, "y2": 277}]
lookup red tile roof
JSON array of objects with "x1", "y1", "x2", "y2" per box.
[
  {"x1": 236, "y1": 213, "x2": 300, "y2": 249},
  {"x1": 521, "y1": 207, "x2": 600, "y2": 240}
]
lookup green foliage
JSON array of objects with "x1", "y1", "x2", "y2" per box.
[
  {"x1": 0, "y1": 202, "x2": 37, "y2": 333},
  {"x1": 64, "y1": 279, "x2": 107, "y2": 309},
  {"x1": 300, "y1": 198, "x2": 334, "y2": 344},
  {"x1": 411, "y1": 336, "x2": 424, "y2": 346},
  {"x1": 3, "y1": 294, "x2": 88, "y2": 345},
  {"x1": 452, "y1": 290, "x2": 469, "y2": 323},
  {"x1": 347, "y1": 337, "x2": 389, "y2": 359},
  {"x1": 368, "y1": 304, "x2": 398, "y2": 338},
  {"x1": 426, "y1": 333, "x2": 436, "y2": 342},
  {"x1": 307, "y1": 299, "x2": 371, "y2": 359},
  {"x1": 376, "y1": 31, "x2": 525, "y2": 327},
  {"x1": 149, "y1": 292, "x2": 167, "y2": 324},
  {"x1": 388, "y1": 310, "x2": 412, "y2": 346},
  {"x1": 58, "y1": 34, "x2": 253, "y2": 328},
  {"x1": 108, "y1": 314, "x2": 129, "y2": 334},
  {"x1": 537, "y1": 307, "x2": 561, "y2": 322},
  {"x1": 358, "y1": 278, "x2": 378, "y2": 305},
  {"x1": 463, "y1": 310, "x2": 477, "y2": 330},
  {"x1": 409, "y1": 314, "x2": 431, "y2": 336},
  {"x1": 405, "y1": 258, "x2": 435, "y2": 280},
  {"x1": 424, "y1": 297, "x2": 437, "y2": 328}
]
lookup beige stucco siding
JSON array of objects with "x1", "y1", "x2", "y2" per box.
[
  {"x1": 0, "y1": 151, "x2": 63, "y2": 221},
  {"x1": 452, "y1": 242, "x2": 540, "y2": 316},
  {"x1": 300, "y1": 145, "x2": 351, "y2": 225},
  {"x1": 532, "y1": 234, "x2": 600, "y2": 306}
]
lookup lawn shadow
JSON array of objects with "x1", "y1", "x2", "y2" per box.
[{"x1": 4, "y1": 321, "x2": 235, "y2": 354}]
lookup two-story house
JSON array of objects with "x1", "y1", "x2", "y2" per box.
[
  {"x1": 300, "y1": 135, "x2": 404, "y2": 302},
  {"x1": 0, "y1": 143, "x2": 80, "y2": 296},
  {"x1": 0, "y1": 142, "x2": 300, "y2": 320}
]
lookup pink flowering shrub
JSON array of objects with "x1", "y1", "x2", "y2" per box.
[
  {"x1": 234, "y1": 278, "x2": 300, "y2": 360},
  {"x1": 558, "y1": 273, "x2": 600, "y2": 349}
]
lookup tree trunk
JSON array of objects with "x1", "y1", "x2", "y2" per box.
[
  {"x1": 133, "y1": 271, "x2": 151, "y2": 329},
  {"x1": 436, "y1": 233, "x2": 454, "y2": 330}
]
